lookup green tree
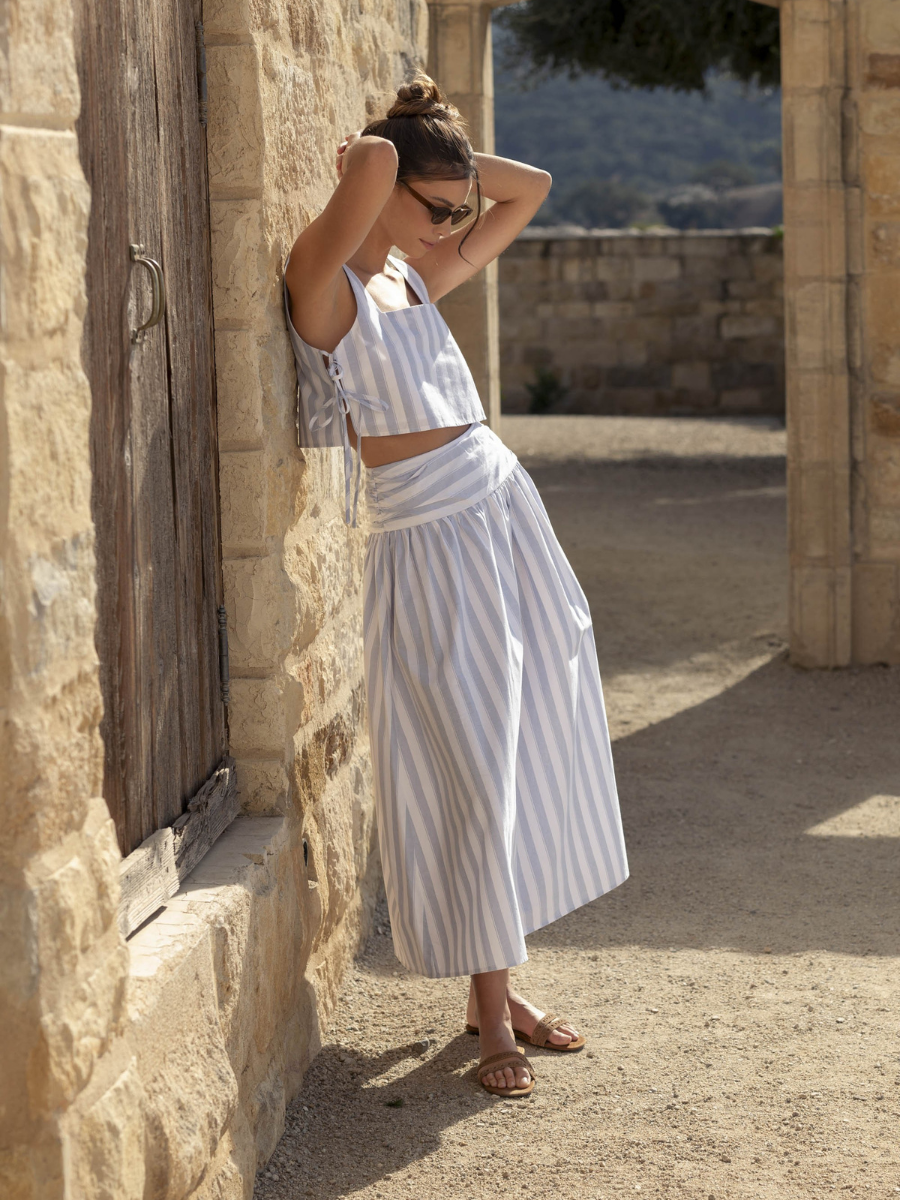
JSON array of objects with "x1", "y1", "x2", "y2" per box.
[
  {"x1": 541, "y1": 177, "x2": 650, "y2": 228},
  {"x1": 691, "y1": 158, "x2": 757, "y2": 189},
  {"x1": 494, "y1": 1, "x2": 780, "y2": 94}
]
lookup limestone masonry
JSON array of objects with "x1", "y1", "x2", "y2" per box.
[{"x1": 499, "y1": 228, "x2": 785, "y2": 417}]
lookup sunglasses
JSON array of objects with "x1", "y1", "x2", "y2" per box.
[{"x1": 399, "y1": 179, "x2": 474, "y2": 226}]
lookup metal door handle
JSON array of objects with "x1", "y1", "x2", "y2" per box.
[{"x1": 129, "y1": 243, "x2": 167, "y2": 343}]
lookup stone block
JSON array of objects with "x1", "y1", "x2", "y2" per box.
[
  {"x1": 852, "y1": 564, "x2": 900, "y2": 664},
  {"x1": 786, "y1": 371, "x2": 850, "y2": 466},
  {"x1": 865, "y1": 53, "x2": 900, "y2": 88},
  {"x1": 865, "y1": 154, "x2": 900, "y2": 218},
  {"x1": 68, "y1": 1066, "x2": 147, "y2": 1200},
  {"x1": 207, "y1": 45, "x2": 264, "y2": 194},
  {"x1": 726, "y1": 279, "x2": 772, "y2": 300},
  {"x1": 215, "y1": 331, "x2": 264, "y2": 449},
  {"x1": 0, "y1": 129, "x2": 91, "y2": 352},
  {"x1": 752, "y1": 252, "x2": 785, "y2": 283},
  {"x1": 222, "y1": 556, "x2": 294, "y2": 673},
  {"x1": 722, "y1": 255, "x2": 753, "y2": 282},
  {"x1": 789, "y1": 463, "x2": 851, "y2": 563},
  {"x1": 220, "y1": 451, "x2": 268, "y2": 553},
  {"x1": 562, "y1": 258, "x2": 590, "y2": 283},
  {"x1": 700, "y1": 299, "x2": 741, "y2": 317},
  {"x1": 633, "y1": 256, "x2": 681, "y2": 284},
  {"x1": 865, "y1": 273, "x2": 900, "y2": 386},
  {"x1": 864, "y1": 3, "x2": 900, "y2": 52},
  {"x1": 617, "y1": 341, "x2": 649, "y2": 368},
  {"x1": 784, "y1": 91, "x2": 843, "y2": 186},
  {"x1": 742, "y1": 297, "x2": 785, "y2": 319},
  {"x1": 680, "y1": 257, "x2": 728, "y2": 286},
  {"x1": 228, "y1": 678, "x2": 289, "y2": 758},
  {"x1": 672, "y1": 362, "x2": 711, "y2": 391},
  {"x1": 869, "y1": 393, "x2": 900, "y2": 438},
  {"x1": 606, "y1": 365, "x2": 670, "y2": 389},
  {"x1": 867, "y1": 435, "x2": 900, "y2": 504},
  {"x1": 678, "y1": 236, "x2": 731, "y2": 257},
  {"x1": 210, "y1": 199, "x2": 264, "y2": 327},
  {"x1": 591, "y1": 301, "x2": 632, "y2": 319},
  {"x1": 781, "y1": 5, "x2": 834, "y2": 90},
  {"x1": 869, "y1": 220, "x2": 900, "y2": 267},
  {"x1": 721, "y1": 388, "x2": 766, "y2": 411},
  {"x1": 869, "y1": 506, "x2": 900, "y2": 555},
  {"x1": 0, "y1": 0, "x2": 82, "y2": 121},
  {"x1": 558, "y1": 301, "x2": 592, "y2": 321},
  {"x1": 715, "y1": 357, "x2": 777, "y2": 391},
  {"x1": 789, "y1": 565, "x2": 852, "y2": 668},
  {"x1": 860, "y1": 94, "x2": 900, "y2": 137},
  {"x1": 721, "y1": 314, "x2": 779, "y2": 340},
  {"x1": 592, "y1": 256, "x2": 633, "y2": 286},
  {"x1": 785, "y1": 281, "x2": 846, "y2": 371},
  {"x1": 235, "y1": 760, "x2": 290, "y2": 816}
]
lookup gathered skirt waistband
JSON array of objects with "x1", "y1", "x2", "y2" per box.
[{"x1": 364, "y1": 421, "x2": 519, "y2": 532}]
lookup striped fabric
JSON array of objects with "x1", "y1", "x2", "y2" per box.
[
  {"x1": 282, "y1": 251, "x2": 486, "y2": 526},
  {"x1": 363, "y1": 421, "x2": 630, "y2": 978}
]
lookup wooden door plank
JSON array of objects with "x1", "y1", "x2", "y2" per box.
[{"x1": 118, "y1": 756, "x2": 238, "y2": 937}]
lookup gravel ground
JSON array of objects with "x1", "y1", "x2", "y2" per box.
[{"x1": 255, "y1": 415, "x2": 900, "y2": 1200}]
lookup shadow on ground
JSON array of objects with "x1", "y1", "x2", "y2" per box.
[{"x1": 254, "y1": 416, "x2": 899, "y2": 1200}]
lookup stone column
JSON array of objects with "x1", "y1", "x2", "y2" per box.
[
  {"x1": 426, "y1": 0, "x2": 519, "y2": 433},
  {"x1": 844, "y1": 0, "x2": 900, "y2": 663},
  {"x1": 779, "y1": 0, "x2": 854, "y2": 666},
  {"x1": 780, "y1": 0, "x2": 900, "y2": 665}
]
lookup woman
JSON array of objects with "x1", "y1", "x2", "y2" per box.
[{"x1": 283, "y1": 71, "x2": 629, "y2": 1098}]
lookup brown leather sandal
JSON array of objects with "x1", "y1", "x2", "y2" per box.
[
  {"x1": 476, "y1": 1050, "x2": 537, "y2": 1097},
  {"x1": 466, "y1": 1011, "x2": 586, "y2": 1052}
]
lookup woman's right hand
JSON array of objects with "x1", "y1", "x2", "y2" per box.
[{"x1": 336, "y1": 131, "x2": 363, "y2": 178}]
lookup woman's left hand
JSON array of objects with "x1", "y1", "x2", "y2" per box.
[{"x1": 336, "y1": 131, "x2": 363, "y2": 177}]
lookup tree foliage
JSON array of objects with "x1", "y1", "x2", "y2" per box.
[{"x1": 493, "y1": 0, "x2": 781, "y2": 94}]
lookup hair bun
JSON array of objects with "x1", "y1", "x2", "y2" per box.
[{"x1": 386, "y1": 70, "x2": 462, "y2": 124}]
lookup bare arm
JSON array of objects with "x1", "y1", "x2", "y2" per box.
[
  {"x1": 285, "y1": 135, "x2": 399, "y2": 327},
  {"x1": 413, "y1": 154, "x2": 552, "y2": 302}
]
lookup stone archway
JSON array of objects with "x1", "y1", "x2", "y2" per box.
[{"x1": 437, "y1": 0, "x2": 900, "y2": 667}]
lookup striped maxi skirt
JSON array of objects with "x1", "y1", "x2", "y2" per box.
[{"x1": 362, "y1": 419, "x2": 629, "y2": 979}]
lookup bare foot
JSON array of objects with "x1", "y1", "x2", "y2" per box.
[{"x1": 466, "y1": 982, "x2": 580, "y2": 1048}]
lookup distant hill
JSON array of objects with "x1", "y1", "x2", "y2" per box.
[{"x1": 492, "y1": 19, "x2": 782, "y2": 228}]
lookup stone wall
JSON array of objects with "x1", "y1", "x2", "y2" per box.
[
  {"x1": 498, "y1": 227, "x2": 785, "y2": 417},
  {"x1": 0, "y1": 1, "x2": 428, "y2": 1197}
]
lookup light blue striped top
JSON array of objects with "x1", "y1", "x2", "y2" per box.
[{"x1": 282, "y1": 250, "x2": 487, "y2": 526}]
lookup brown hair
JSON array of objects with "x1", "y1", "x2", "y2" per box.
[{"x1": 361, "y1": 70, "x2": 482, "y2": 263}]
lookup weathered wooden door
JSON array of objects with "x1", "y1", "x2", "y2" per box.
[{"x1": 74, "y1": 0, "x2": 231, "y2": 866}]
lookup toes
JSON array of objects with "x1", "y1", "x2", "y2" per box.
[
  {"x1": 550, "y1": 1025, "x2": 578, "y2": 1044},
  {"x1": 483, "y1": 1065, "x2": 531, "y2": 1091}
]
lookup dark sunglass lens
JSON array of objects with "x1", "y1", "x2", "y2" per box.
[
  {"x1": 451, "y1": 208, "x2": 471, "y2": 225},
  {"x1": 431, "y1": 208, "x2": 452, "y2": 225}
]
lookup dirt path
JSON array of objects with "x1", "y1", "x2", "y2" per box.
[{"x1": 255, "y1": 415, "x2": 900, "y2": 1200}]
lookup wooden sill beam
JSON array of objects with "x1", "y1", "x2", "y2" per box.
[{"x1": 118, "y1": 756, "x2": 239, "y2": 938}]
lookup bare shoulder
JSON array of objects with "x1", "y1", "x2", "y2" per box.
[
  {"x1": 414, "y1": 166, "x2": 551, "y2": 302},
  {"x1": 285, "y1": 138, "x2": 398, "y2": 352}
]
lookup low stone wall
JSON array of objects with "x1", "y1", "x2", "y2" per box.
[{"x1": 498, "y1": 227, "x2": 785, "y2": 417}]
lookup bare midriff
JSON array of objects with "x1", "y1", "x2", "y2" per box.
[{"x1": 345, "y1": 413, "x2": 474, "y2": 469}]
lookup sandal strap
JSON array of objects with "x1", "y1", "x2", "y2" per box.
[
  {"x1": 477, "y1": 1051, "x2": 536, "y2": 1080},
  {"x1": 530, "y1": 1012, "x2": 567, "y2": 1047}
]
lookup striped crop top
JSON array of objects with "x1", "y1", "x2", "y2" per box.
[{"x1": 282, "y1": 249, "x2": 487, "y2": 527}]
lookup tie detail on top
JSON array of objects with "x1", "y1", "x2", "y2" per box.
[{"x1": 308, "y1": 358, "x2": 389, "y2": 527}]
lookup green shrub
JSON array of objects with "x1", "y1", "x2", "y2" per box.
[{"x1": 525, "y1": 366, "x2": 568, "y2": 413}]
